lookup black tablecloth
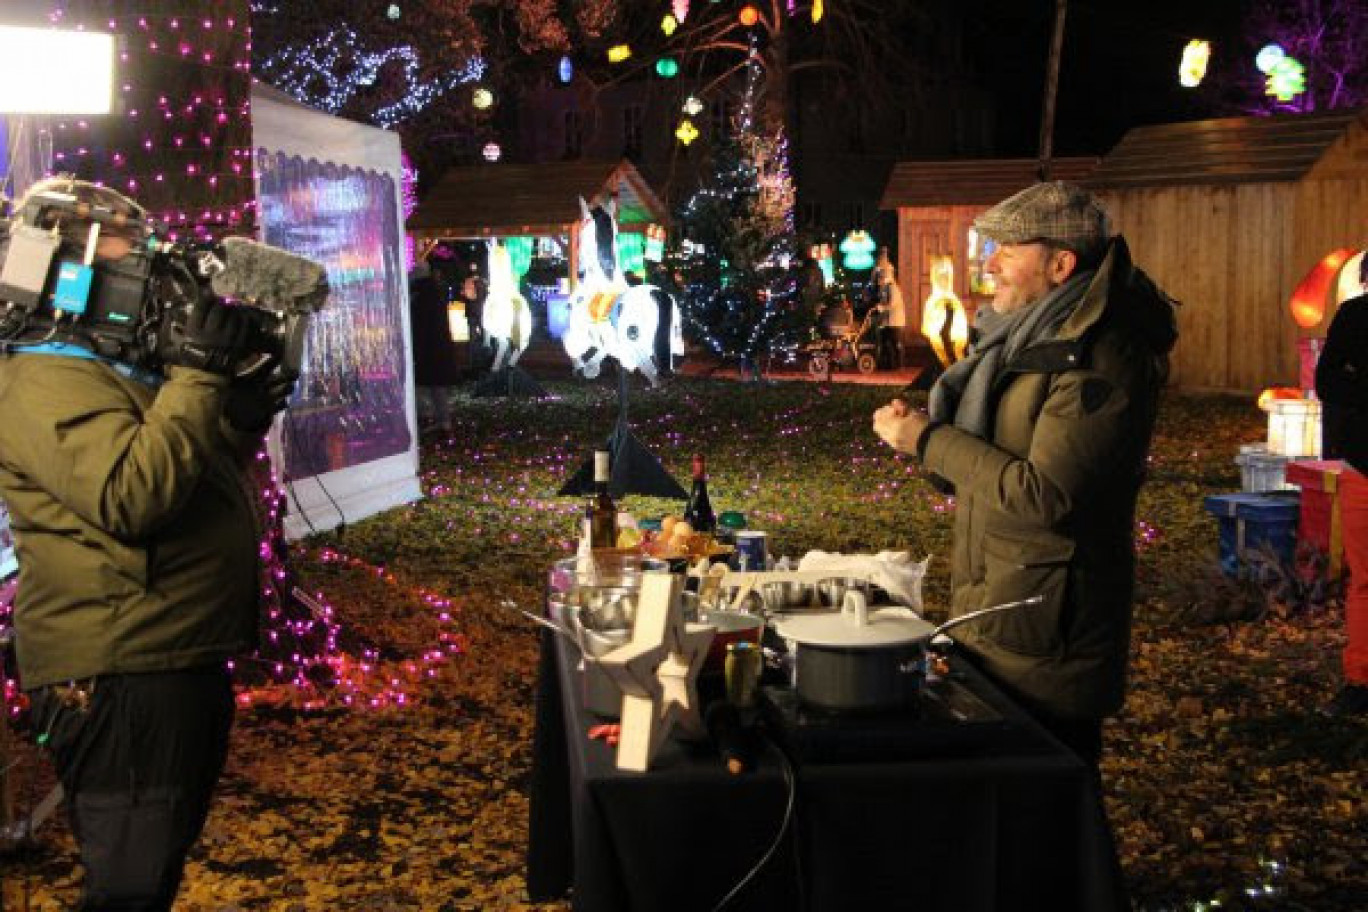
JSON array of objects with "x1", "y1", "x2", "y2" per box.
[{"x1": 527, "y1": 629, "x2": 1126, "y2": 912}]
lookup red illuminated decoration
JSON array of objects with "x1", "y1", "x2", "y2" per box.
[
  {"x1": 1257, "y1": 387, "x2": 1304, "y2": 411},
  {"x1": 739, "y1": 5, "x2": 760, "y2": 27},
  {"x1": 1289, "y1": 248, "x2": 1356, "y2": 328}
]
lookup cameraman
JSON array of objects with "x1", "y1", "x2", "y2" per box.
[{"x1": 0, "y1": 178, "x2": 294, "y2": 910}]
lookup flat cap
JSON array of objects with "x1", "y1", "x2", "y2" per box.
[{"x1": 973, "y1": 181, "x2": 1111, "y2": 259}]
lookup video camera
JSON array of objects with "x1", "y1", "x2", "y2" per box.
[{"x1": 0, "y1": 181, "x2": 329, "y2": 378}]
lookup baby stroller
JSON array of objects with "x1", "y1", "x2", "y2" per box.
[{"x1": 803, "y1": 303, "x2": 880, "y2": 380}]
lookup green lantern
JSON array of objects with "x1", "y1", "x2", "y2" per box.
[
  {"x1": 505, "y1": 236, "x2": 534, "y2": 278},
  {"x1": 617, "y1": 231, "x2": 646, "y2": 277},
  {"x1": 655, "y1": 57, "x2": 679, "y2": 78}
]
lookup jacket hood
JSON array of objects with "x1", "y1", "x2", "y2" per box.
[{"x1": 1059, "y1": 236, "x2": 1178, "y2": 356}]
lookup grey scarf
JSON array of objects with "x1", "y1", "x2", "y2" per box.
[{"x1": 928, "y1": 270, "x2": 1093, "y2": 439}]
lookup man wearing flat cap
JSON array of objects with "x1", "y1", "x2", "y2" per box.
[{"x1": 873, "y1": 181, "x2": 1178, "y2": 769}]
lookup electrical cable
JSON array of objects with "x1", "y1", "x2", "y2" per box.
[
  {"x1": 281, "y1": 407, "x2": 345, "y2": 535},
  {"x1": 709, "y1": 730, "x2": 799, "y2": 912}
]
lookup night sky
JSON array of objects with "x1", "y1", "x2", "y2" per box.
[{"x1": 970, "y1": 0, "x2": 1248, "y2": 156}]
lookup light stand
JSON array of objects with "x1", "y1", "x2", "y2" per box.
[{"x1": 558, "y1": 364, "x2": 687, "y2": 499}]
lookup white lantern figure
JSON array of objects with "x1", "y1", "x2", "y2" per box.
[{"x1": 482, "y1": 241, "x2": 534, "y2": 371}]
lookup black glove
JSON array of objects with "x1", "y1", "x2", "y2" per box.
[
  {"x1": 158, "y1": 301, "x2": 254, "y2": 376},
  {"x1": 224, "y1": 368, "x2": 299, "y2": 433}
]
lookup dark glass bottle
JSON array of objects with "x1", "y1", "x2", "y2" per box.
[
  {"x1": 682, "y1": 453, "x2": 717, "y2": 533},
  {"x1": 588, "y1": 449, "x2": 618, "y2": 549}
]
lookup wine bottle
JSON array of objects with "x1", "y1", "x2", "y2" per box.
[
  {"x1": 682, "y1": 453, "x2": 717, "y2": 533},
  {"x1": 588, "y1": 449, "x2": 618, "y2": 549}
]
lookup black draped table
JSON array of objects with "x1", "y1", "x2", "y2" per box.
[{"x1": 527, "y1": 628, "x2": 1126, "y2": 912}]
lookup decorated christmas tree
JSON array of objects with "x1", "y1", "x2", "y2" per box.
[{"x1": 674, "y1": 46, "x2": 801, "y2": 379}]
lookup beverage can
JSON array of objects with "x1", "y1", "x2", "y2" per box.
[
  {"x1": 732, "y1": 530, "x2": 768, "y2": 571},
  {"x1": 725, "y1": 641, "x2": 762, "y2": 708}
]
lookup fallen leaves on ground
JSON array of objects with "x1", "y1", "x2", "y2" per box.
[{"x1": 3, "y1": 380, "x2": 1364, "y2": 911}]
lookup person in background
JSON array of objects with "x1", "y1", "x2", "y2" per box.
[
  {"x1": 408, "y1": 259, "x2": 461, "y2": 433},
  {"x1": 0, "y1": 177, "x2": 294, "y2": 910},
  {"x1": 1315, "y1": 253, "x2": 1368, "y2": 717},
  {"x1": 458, "y1": 269, "x2": 487, "y2": 377},
  {"x1": 872, "y1": 182, "x2": 1178, "y2": 770},
  {"x1": 872, "y1": 247, "x2": 907, "y2": 370}
]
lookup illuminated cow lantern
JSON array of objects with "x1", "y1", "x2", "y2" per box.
[
  {"x1": 562, "y1": 196, "x2": 682, "y2": 387},
  {"x1": 482, "y1": 240, "x2": 534, "y2": 372}
]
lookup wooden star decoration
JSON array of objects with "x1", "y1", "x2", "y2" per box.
[{"x1": 598, "y1": 571, "x2": 714, "y2": 772}]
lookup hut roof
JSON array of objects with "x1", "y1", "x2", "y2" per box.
[
  {"x1": 1086, "y1": 110, "x2": 1364, "y2": 190},
  {"x1": 408, "y1": 159, "x2": 666, "y2": 239},
  {"x1": 878, "y1": 158, "x2": 1099, "y2": 210}
]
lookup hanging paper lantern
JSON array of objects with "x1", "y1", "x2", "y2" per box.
[
  {"x1": 645, "y1": 224, "x2": 666, "y2": 263},
  {"x1": 482, "y1": 142, "x2": 502, "y2": 162},
  {"x1": 739, "y1": 5, "x2": 760, "y2": 26},
  {"x1": 1266, "y1": 56, "x2": 1306, "y2": 102},
  {"x1": 386, "y1": 3, "x2": 401, "y2": 20},
  {"x1": 673, "y1": 0, "x2": 690, "y2": 22},
  {"x1": 558, "y1": 55, "x2": 574, "y2": 83},
  {"x1": 675, "y1": 118, "x2": 699, "y2": 145},
  {"x1": 655, "y1": 57, "x2": 679, "y2": 78},
  {"x1": 812, "y1": 0, "x2": 825, "y2": 24},
  {"x1": 472, "y1": 87, "x2": 494, "y2": 109},
  {"x1": 607, "y1": 44, "x2": 632, "y2": 64},
  {"x1": 1255, "y1": 43, "x2": 1286, "y2": 74},
  {"x1": 1179, "y1": 39, "x2": 1210, "y2": 88},
  {"x1": 839, "y1": 230, "x2": 876, "y2": 270},
  {"x1": 662, "y1": 14, "x2": 678, "y2": 36},
  {"x1": 1289, "y1": 248, "x2": 1358, "y2": 329},
  {"x1": 682, "y1": 95, "x2": 704, "y2": 116}
]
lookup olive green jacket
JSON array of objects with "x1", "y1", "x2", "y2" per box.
[
  {"x1": 920, "y1": 238, "x2": 1177, "y2": 720},
  {"x1": 0, "y1": 354, "x2": 261, "y2": 688}
]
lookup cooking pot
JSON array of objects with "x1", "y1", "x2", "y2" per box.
[
  {"x1": 698, "y1": 608, "x2": 764, "y2": 673},
  {"x1": 775, "y1": 593, "x2": 1043, "y2": 713}
]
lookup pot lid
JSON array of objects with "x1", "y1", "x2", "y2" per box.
[{"x1": 775, "y1": 607, "x2": 934, "y2": 648}]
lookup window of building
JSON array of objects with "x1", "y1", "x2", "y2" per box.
[
  {"x1": 563, "y1": 109, "x2": 584, "y2": 159},
  {"x1": 622, "y1": 104, "x2": 644, "y2": 159}
]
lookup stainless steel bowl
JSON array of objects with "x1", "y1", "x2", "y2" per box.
[{"x1": 760, "y1": 580, "x2": 813, "y2": 612}]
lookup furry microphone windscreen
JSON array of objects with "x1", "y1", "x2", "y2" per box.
[{"x1": 211, "y1": 237, "x2": 330, "y2": 313}]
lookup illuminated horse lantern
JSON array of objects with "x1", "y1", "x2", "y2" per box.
[
  {"x1": 482, "y1": 240, "x2": 534, "y2": 371},
  {"x1": 563, "y1": 197, "x2": 682, "y2": 386}
]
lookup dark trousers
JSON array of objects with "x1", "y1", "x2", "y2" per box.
[
  {"x1": 877, "y1": 326, "x2": 903, "y2": 370},
  {"x1": 29, "y1": 665, "x2": 235, "y2": 912}
]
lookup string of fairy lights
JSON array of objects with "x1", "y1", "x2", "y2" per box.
[
  {"x1": 255, "y1": 26, "x2": 486, "y2": 128},
  {"x1": 675, "y1": 31, "x2": 800, "y2": 364},
  {"x1": 40, "y1": 7, "x2": 255, "y2": 240}
]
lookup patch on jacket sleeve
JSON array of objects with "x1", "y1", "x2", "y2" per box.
[{"x1": 1080, "y1": 377, "x2": 1114, "y2": 413}]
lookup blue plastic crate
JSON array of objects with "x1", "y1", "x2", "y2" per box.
[{"x1": 1203, "y1": 492, "x2": 1300, "y2": 577}]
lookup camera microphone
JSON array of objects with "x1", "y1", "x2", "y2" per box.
[{"x1": 209, "y1": 237, "x2": 329, "y2": 314}]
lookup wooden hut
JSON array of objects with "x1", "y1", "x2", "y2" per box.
[
  {"x1": 878, "y1": 157, "x2": 1098, "y2": 344},
  {"x1": 407, "y1": 158, "x2": 667, "y2": 285},
  {"x1": 1087, "y1": 109, "x2": 1368, "y2": 393}
]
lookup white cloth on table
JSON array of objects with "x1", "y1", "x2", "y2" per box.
[{"x1": 796, "y1": 550, "x2": 929, "y2": 610}]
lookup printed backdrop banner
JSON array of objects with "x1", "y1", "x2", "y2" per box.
[{"x1": 251, "y1": 83, "x2": 420, "y2": 539}]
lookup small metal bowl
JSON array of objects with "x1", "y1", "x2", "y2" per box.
[{"x1": 760, "y1": 580, "x2": 813, "y2": 613}]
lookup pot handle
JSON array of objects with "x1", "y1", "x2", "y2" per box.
[
  {"x1": 841, "y1": 590, "x2": 869, "y2": 627},
  {"x1": 928, "y1": 595, "x2": 1045, "y2": 642}
]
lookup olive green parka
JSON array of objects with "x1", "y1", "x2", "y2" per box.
[
  {"x1": 919, "y1": 237, "x2": 1177, "y2": 721},
  {"x1": 0, "y1": 354, "x2": 261, "y2": 689}
]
